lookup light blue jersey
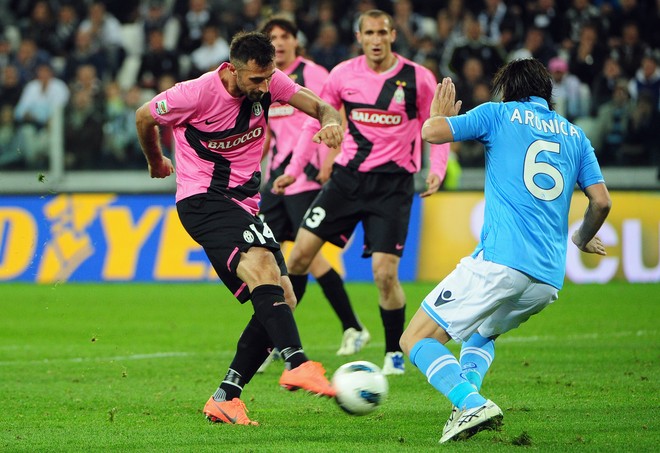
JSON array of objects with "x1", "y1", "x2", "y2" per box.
[{"x1": 446, "y1": 97, "x2": 604, "y2": 289}]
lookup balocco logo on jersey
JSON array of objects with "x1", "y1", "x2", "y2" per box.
[
  {"x1": 207, "y1": 127, "x2": 264, "y2": 151},
  {"x1": 350, "y1": 109, "x2": 402, "y2": 127},
  {"x1": 268, "y1": 105, "x2": 295, "y2": 117}
]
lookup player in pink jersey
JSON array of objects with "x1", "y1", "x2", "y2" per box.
[
  {"x1": 259, "y1": 17, "x2": 370, "y2": 362},
  {"x1": 273, "y1": 10, "x2": 451, "y2": 375},
  {"x1": 135, "y1": 31, "x2": 343, "y2": 426}
]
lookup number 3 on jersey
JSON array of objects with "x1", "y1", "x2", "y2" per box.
[
  {"x1": 523, "y1": 139, "x2": 564, "y2": 201},
  {"x1": 304, "y1": 207, "x2": 326, "y2": 229}
]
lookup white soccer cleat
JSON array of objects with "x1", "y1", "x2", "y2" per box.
[
  {"x1": 442, "y1": 406, "x2": 459, "y2": 438},
  {"x1": 382, "y1": 351, "x2": 405, "y2": 375},
  {"x1": 439, "y1": 399, "x2": 503, "y2": 443},
  {"x1": 336, "y1": 327, "x2": 371, "y2": 356}
]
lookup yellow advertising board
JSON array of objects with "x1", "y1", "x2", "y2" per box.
[{"x1": 418, "y1": 192, "x2": 660, "y2": 284}]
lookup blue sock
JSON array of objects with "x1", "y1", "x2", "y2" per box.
[
  {"x1": 410, "y1": 338, "x2": 487, "y2": 409},
  {"x1": 460, "y1": 333, "x2": 495, "y2": 391}
]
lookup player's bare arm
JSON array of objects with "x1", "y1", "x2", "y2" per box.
[
  {"x1": 288, "y1": 87, "x2": 343, "y2": 148},
  {"x1": 135, "y1": 102, "x2": 174, "y2": 179},
  {"x1": 571, "y1": 182, "x2": 612, "y2": 255},
  {"x1": 421, "y1": 78, "x2": 462, "y2": 144}
]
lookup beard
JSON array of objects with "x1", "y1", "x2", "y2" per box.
[{"x1": 246, "y1": 91, "x2": 264, "y2": 101}]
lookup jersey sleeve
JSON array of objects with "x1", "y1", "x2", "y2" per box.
[
  {"x1": 446, "y1": 102, "x2": 497, "y2": 143},
  {"x1": 576, "y1": 132, "x2": 605, "y2": 190},
  {"x1": 415, "y1": 65, "x2": 450, "y2": 178},
  {"x1": 149, "y1": 81, "x2": 200, "y2": 126},
  {"x1": 269, "y1": 68, "x2": 302, "y2": 103}
]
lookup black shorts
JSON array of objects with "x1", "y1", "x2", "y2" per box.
[
  {"x1": 301, "y1": 164, "x2": 414, "y2": 257},
  {"x1": 259, "y1": 189, "x2": 320, "y2": 242},
  {"x1": 177, "y1": 193, "x2": 287, "y2": 303}
]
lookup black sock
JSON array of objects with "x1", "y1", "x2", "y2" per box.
[
  {"x1": 251, "y1": 284, "x2": 309, "y2": 368},
  {"x1": 379, "y1": 306, "x2": 405, "y2": 353},
  {"x1": 215, "y1": 368, "x2": 245, "y2": 401},
  {"x1": 289, "y1": 273, "x2": 309, "y2": 305},
  {"x1": 317, "y1": 268, "x2": 361, "y2": 331}
]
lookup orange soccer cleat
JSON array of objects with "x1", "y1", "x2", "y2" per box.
[
  {"x1": 279, "y1": 361, "x2": 336, "y2": 397},
  {"x1": 203, "y1": 397, "x2": 259, "y2": 426}
]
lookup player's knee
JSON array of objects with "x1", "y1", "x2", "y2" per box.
[
  {"x1": 238, "y1": 247, "x2": 280, "y2": 285},
  {"x1": 287, "y1": 247, "x2": 314, "y2": 274},
  {"x1": 373, "y1": 267, "x2": 397, "y2": 292}
]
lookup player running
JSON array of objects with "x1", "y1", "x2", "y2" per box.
[
  {"x1": 259, "y1": 17, "x2": 369, "y2": 360},
  {"x1": 274, "y1": 9, "x2": 450, "y2": 375}
]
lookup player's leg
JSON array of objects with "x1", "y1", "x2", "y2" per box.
[
  {"x1": 286, "y1": 227, "x2": 325, "y2": 301},
  {"x1": 237, "y1": 246, "x2": 335, "y2": 397},
  {"x1": 309, "y1": 253, "x2": 369, "y2": 355},
  {"x1": 400, "y1": 307, "x2": 502, "y2": 443},
  {"x1": 460, "y1": 333, "x2": 496, "y2": 391},
  {"x1": 371, "y1": 252, "x2": 407, "y2": 375}
]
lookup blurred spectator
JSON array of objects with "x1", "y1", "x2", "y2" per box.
[
  {"x1": 628, "y1": 50, "x2": 660, "y2": 113},
  {"x1": 13, "y1": 63, "x2": 70, "y2": 169},
  {"x1": 593, "y1": 79, "x2": 634, "y2": 165},
  {"x1": 413, "y1": 35, "x2": 443, "y2": 68},
  {"x1": 591, "y1": 56, "x2": 624, "y2": 115},
  {"x1": 618, "y1": 93, "x2": 659, "y2": 165},
  {"x1": 308, "y1": 22, "x2": 349, "y2": 72},
  {"x1": 234, "y1": 0, "x2": 265, "y2": 34},
  {"x1": 138, "y1": 29, "x2": 181, "y2": 89},
  {"x1": 18, "y1": 1, "x2": 56, "y2": 55},
  {"x1": 0, "y1": 65, "x2": 23, "y2": 108},
  {"x1": 442, "y1": 13, "x2": 505, "y2": 82},
  {"x1": 607, "y1": 0, "x2": 644, "y2": 43},
  {"x1": 569, "y1": 22, "x2": 607, "y2": 87},
  {"x1": 610, "y1": 21, "x2": 647, "y2": 78},
  {"x1": 64, "y1": 89, "x2": 105, "y2": 170},
  {"x1": 560, "y1": 0, "x2": 601, "y2": 52},
  {"x1": 477, "y1": 0, "x2": 522, "y2": 49},
  {"x1": 641, "y1": 0, "x2": 660, "y2": 49},
  {"x1": 69, "y1": 64, "x2": 104, "y2": 108},
  {"x1": 102, "y1": 85, "x2": 145, "y2": 169},
  {"x1": 63, "y1": 29, "x2": 108, "y2": 83},
  {"x1": 454, "y1": 57, "x2": 487, "y2": 113},
  {"x1": 12, "y1": 38, "x2": 51, "y2": 86},
  {"x1": 78, "y1": 1, "x2": 125, "y2": 77},
  {"x1": 0, "y1": 103, "x2": 20, "y2": 169},
  {"x1": 51, "y1": 3, "x2": 80, "y2": 58},
  {"x1": 140, "y1": 0, "x2": 181, "y2": 52},
  {"x1": 0, "y1": 36, "x2": 15, "y2": 79},
  {"x1": 190, "y1": 23, "x2": 229, "y2": 77},
  {"x1": 525, "y1": 0, "x2": 562, "y2": 47},
  {"x1": 549, "y1": 56, "x2": 591, "y2": 121},
  {"x1": 507, "y1": 25, "x2": 556, "y2": 66},
  {"x1": 391, "y1": 0, "x2": 434, "y2": 59},
  {"x1": 178, "y1": 0, "x2": 214, "y2": 53}
]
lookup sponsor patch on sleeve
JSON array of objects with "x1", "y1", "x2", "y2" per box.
[{"x1": 155, "y1": 100, "x2": 169, "y2": 115}]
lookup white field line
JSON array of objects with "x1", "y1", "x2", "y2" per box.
[{"x1": 0, "y1": 330, "x2": 656, "y2": 367}]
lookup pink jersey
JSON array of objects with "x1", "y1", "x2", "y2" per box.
[
  {"x1": 266, "y1": 56, "x2": 329, "y2": 195},
  {"x1": 286, "y1": 54, "x2": 448, "y2": 179},
  {"x1": 150, "y1": 63, "x2": 301, "y2": 214}
]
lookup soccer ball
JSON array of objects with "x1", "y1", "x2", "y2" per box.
[{"x1": 332, "y1": 361, "x2": 388, "y2": 415}]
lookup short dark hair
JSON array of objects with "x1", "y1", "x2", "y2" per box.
[
  {"x1": 357, "y1": 9, "x2": 394, "y2": 32},
  {"x1": 491, "y1": 58, "x2": 554, "y2": 110},
  {"x1": 229, "y1": 31, "x2": 275, "y2": 69},
  {"x1": 261, "y1": 16, "x2": 298, "y2": 37}
]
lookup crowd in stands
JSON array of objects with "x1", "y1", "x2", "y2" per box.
[{"x1": 0, "y1": 0, "x2": 658, "y2": 172}]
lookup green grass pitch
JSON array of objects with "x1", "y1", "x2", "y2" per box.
[{"x1": 1, "y1": 282, "x2": 658, "y2": 452}]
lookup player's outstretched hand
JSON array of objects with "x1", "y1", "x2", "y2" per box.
[
  {"x1": 572, "y1": 232, "x2": 607, "y2": 256},
  {"x1": 430, "y1": 77, "x2": 462, "y2": 118},
  {"x1": 272, "y1": 174, "x2": 296, "y2": 195},
  {"x1": 312, "y1": 124, "x2": 343, "y2": 149},
  {"x1": 148, "y1": 156, "x2": 174, "y2": 178},
  {"x1": 420, "y1": 172, "x2": 442, "y2": 197}
]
